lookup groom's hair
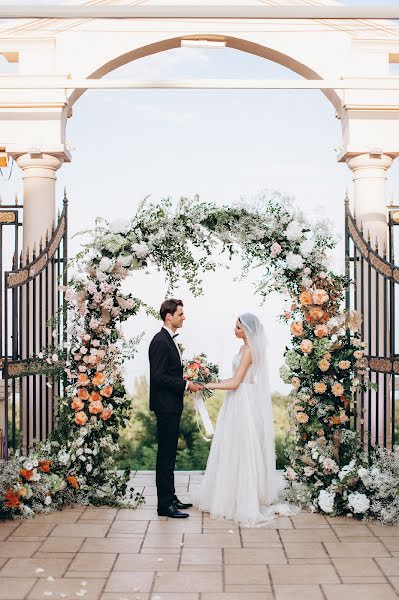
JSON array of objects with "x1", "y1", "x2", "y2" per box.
[{"x1": 160, "y1": 298, "x2": 183, "y2": 321}]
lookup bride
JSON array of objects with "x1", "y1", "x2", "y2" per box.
[{"x1": 192, "y1": 313, "x2": 285, "y2": 527}]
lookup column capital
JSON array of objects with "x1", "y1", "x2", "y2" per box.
[
  {"x1": 16, "y1": 153, "x2": 64, "y2": 176},
  {"x1": 346, "y1": 153, "x2": 393, "y2": 173}
]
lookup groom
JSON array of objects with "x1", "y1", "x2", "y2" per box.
[{"x1": 149, "y1": 298, "x2": 203, "y2": 518}]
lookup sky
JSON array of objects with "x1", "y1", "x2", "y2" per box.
[{"x1": 1, "y1": 0, "x2": 399, "y2": 394}]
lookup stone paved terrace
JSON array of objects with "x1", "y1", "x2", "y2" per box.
[{"x1": 0, "y1": 471, "x2": 399, "y2": 600}]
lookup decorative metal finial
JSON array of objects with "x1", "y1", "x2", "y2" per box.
[
  {"x1": 15, "y1": 193, "x2": 19, "y2": 206},
  {"x1": 32, "y1": 242, "x2": 36, "y2": 258},
  {"x1": 367, "y1": 230, "x2": 371, "y2": 245},
  {"x1": 375, "y1": 237, "x2": 379, "y2": 253},
  {"x1": 383, "y1": 242, "x2": 387, "y2": 258},
  {"x1": 360, "y1": 221, "x2": 364, "y2": 234},
  {"x1": 344, "y1": 189, "x2": 349, "y2": 206},
  {"x1": 39, "y1": 237, "x2": 43, "y2": 253},
  {"x1": 63, "y1": 187, "x2": 68, "y2": 206},
  {"x1": 19, "y1": 250, "x2": 23, "y2": 267},
  {"x1": 26, "y1": 245, "x2": 30, "y2": 263},
  {"x1": 12, "y1": 252, "x2": 16, "y2": 268},
  {"x1": 45, "y1": 229, "x2": 49, "y2": 244}
]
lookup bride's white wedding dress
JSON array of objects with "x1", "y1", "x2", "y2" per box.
[{"x1": 192, "y1": 313, "x2": 297, "y2": 527}]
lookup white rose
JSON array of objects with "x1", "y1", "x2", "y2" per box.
[
  {"x1": 86, "y1": 464, "x2": 93, "y2": 473},
  {"x1": 299, "y1": 239, "x2": 314, "y2": 257},
  {"x1": 357, "y1": 467, "x2": 372, "y2": 487},
  {"x1": 44, "y1": 495, "x2": 52, "y2": 506},
  {"x1": 23, "y1": 461, "x2": 33, "y2": 471},
  {"x1": 285, "y1": 220, "x2": 303, "y2": 241},
  {"x1": 318, "y1": 489, "x2": 336, "y2": 513},
  {"x1": 117, "y1": 254, "x2": 134, "y2": 268},
  {"x1": 348, "y1": 491, "x2": 370, "y2": 514},
  {"x1": 109, "y1": 218, "x2": 131, "y2": 235},
  {"x1": 132, "y1": 242, "x2": 149, "y2": 259},
  {"x1": 98, "y1": 257, "x2": 115, "y2": 273},
  {"x1": 285, "y1": 252, "x2": 304, "y2": 271},
  {"x1": 102, "y1": 233, "x2": 126, "y2": 255}
]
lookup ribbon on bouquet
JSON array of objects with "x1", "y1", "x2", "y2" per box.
[{"x1": 194, "y1": 392, "x2": 215, "y2": 442}]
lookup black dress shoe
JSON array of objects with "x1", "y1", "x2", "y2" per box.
[
  {"x1": 157, "y1": 504, "x2": 189, "y2": 518},
  {"x1": 173, "y1": 497, "x2": 193, "y2": 510}
]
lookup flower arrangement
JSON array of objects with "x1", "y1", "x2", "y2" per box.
[
  {"x1": 183, "y1": 353, "x2": 219, "y2": 399},
  {"x1": 2, "y1": 192, "x2": 398, "y2": 523}
]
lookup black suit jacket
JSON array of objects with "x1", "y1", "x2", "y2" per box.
[{"x1": 149, "y1": 328, "x2": 186, "y2": 414}]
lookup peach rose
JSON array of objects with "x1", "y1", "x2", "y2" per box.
[
  {"x1": 299, "y1": 291, "x2": 313, "y2": 306},
  {"x1": 89, "y1": 400, "x2": 104, "y2": 415},
  {"x1": 338, "y1": 360, "x2": 351, "y2": 370},
  {"x1": 340, "y1": 414, "x2": 349, "y2": 423},
  {"x1": 100, "y1": 408, "x2": 112, "y2": 421},
  {"x1": 308, "y1": 306, "x2": 325, "y2": 321},
  {"x1": 324, "y1": 353, "x2": 332, "y2": 360},
  {"x1": 77, "y1": 373, "x2": 90, "y2": 387},
  {"x1": 290, "y1": 321, "x2": 304, "y2": 337},
  {"x1": 300, "y1": 339, "x2": 313, "y2": 354},
  {"x1": 100, "y1": 385, "x2": 113, "y2": 398},
  {"x1": 354, "y1": 350, "x2": 364, "y2": 359},
  {"x1": 74, "y1": 411, "x2": 88, "y2": 426},
  {"x1": 89, "y1": 391, "x2": 101, "y2": 402},
  {"x1": 331, "y1": 382, "x2": 344, "y2": 397},
  {"x1": 92, "y1": 372, "x2": 105, "y2": 387},
  {"x1": 71, "y1": 398, "x2": 84, "y2": 411},
  {"x1": 319, "y1": 358, "x2": 330, "y2": 372},
  {"x1": 96, "y1": 349, "x2": 106, "y2": 359},
  {"x1": 296, "y1": 412, "x2": 309, "y2": 424},
  {"x1": 291, "y1": 377, "x2": 301, "y2": 389},
  {"x1": 312, "y1": 289, "x2": 329, "y2": 305},
  {"x1": 314, "y1": 324, "x2": 329, "y2": 338},
  {"x1": 314, "y1": 382, "x2": 327, "y2": 394},
  {"x1": 77, "y1": 388, "x2": 90, "y2": 401}
]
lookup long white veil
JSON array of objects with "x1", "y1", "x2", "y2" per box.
[{"x1": 239, "y1": 313, "x2": 279, "y2": 505}]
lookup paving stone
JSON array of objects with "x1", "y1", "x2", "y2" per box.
[
  {"x1": 184, "y1": 533, "x2": 241, "y2": 548},
  {"x1": 153, "y1": 571, "x2": 222, "y2": 593},
  {"x1": 114, "y1": 553, "x2": 179, "y2": 571},
  {"x1": 224, "y1": 548, "x2": 286, "y2": 564},
  {"x1": 106, "y1": 571, "x2": 155, "y2": 593},
  {"x1": 270, "y1": 564, "x2": 339, "y2": 584},
  {"x1": 108, "y1": 520, "x2": 148, "y2": 535},
  {"x1": 322, "y1": 584, "x2": 398, "y2": 600},
  {"x1": 380, "y1": 538, "x2": 399, "y2": 551},
  {"x1": 81, "y1": 537, "x2": 142, "y2": 553},
  {"x1": 225, "y1": 564, "x2": 270, "y2": 586},
  {"x1": 284, "y1": 542, "x2": 327, "y2": 559},
  {"x1": 101, "y1": 595, "x2": 149, "y2": 600},
  {"x1": 116, "y1": 509, "x2": 161, "y2": 521},
  {"x1": 8, "y1": 523, "x2": 55, "y2": 538},
  {"x1": 368, "y1": 524, "x2": 399, "y2": 536},
  {"x1": 332, "y1": 524, "x2": 374, "y2": 538},
  {"x1": 0, "y1": 557, "x2": 70, "y2": 578},
  {"x1": 69, "y1": 552, "x2": 116, "y2": 571},
  {"x1": 0, "y1": 577, "x2": 37, "y2": 600},
  {"x1": 28, "y1": 577, "x2": 105, "y2": 599},
  {"x1": 181, "y1": 548, "x2": 222, "y2": 565},
  {"x1": 142, "y1": 533, "x2": 183, "y2": 548},
  {"x1": 38, "y1": 536, "x2": 85, "y2": 553},
  {"x1": 202, "y1": 595, "x2": 271, "y2": 600},
  {"x1": 324, "y1": 541, "x2": 390, "y2": 557},
  {"x1": 375, "y1": 557, "x2": 399, "y2": 576},
  {"x1": 50, "y1": 523, "x2": 110, "y2": 538},
  {"x1": 0, "y1": 541, "x2": 43, "y2": 558},
  {"x1": 148, "y1": 520, "x2": 202, "y2": 533},
  {"x1": 279, "y1": 529, "x2": 338, "y2": 543},
  {"x1": 274, "y1": 585, "x2": 325, "y2": 600},
  {"x1": 332, "y1": 557, "x2": 383, "y2": 577}
]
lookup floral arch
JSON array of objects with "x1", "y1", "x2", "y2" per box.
[{"x1": 1, "y1": 193, "x2": 398, "y2": 524}]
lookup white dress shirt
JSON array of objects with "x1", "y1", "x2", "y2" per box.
[{"x1": 162, "y1": 326, "x2": 188, "y2": 390}]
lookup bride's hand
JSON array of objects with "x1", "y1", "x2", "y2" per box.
[{"x1": 206, "y1": 382, "x2": 216, "y2": 390}]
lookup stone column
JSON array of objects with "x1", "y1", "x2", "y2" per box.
[
  {"x1": 16, "y1": 153, "x2": 63, "y2": 254},
  {"x1": 346, "y1": 153, "x2": 393, "y2": 248}
]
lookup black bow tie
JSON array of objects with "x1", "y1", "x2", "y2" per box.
[{"x1": 172, "y1": 333, "x2": 179, "y2": 339}]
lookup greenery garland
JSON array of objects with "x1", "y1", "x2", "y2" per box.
[{"x1": 1, "y1": 192, "x2": 398, "y2": 523}]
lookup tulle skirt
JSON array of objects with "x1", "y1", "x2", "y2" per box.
[{"x1": 191, "y1": 383, "x2": 292, "y2": 527}]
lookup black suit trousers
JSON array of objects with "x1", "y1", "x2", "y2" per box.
[{"x1": 155, "y1": 411, "x2": 182, "y2": 509}]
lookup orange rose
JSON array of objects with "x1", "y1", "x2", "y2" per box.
[
  {"x1": 39, "y1": 460, "x2": 52, "y2": 473},
  {"x1": 314, "y1": 324, "x2": 329, "y2": 338},
  {"x1": 74, "y1": 411, "x2": 88, "y2": 426},
  {"x1": 300, "y1": 339, "x2": 313, "y2": 354},
  {"x1": 92, "y1": 372, "x2": 105, "y2": 387},
  {"x1": 299, "y1": 291, "x2": 313, "y2": 306},
  {"x1": 312, "y1": 289, "x2": 329, "y2": 305},
  {"x1": 71, "y1": 398, "x2": 84, "y2": 411},
  {"x1": 100, "y1": 408, "x2": 112, "y2": 421},
  {"x1": 19, "y1": 486, "x2": 27, "y2": 497},
  {"x1": 77, "y1": 388, "x2": 90, "y2": 401},
  {"x1": 89, "y1": 400, "x2": 103, "y2": 415},
  {"x1": 290, "y1": 321, "x2": 303, "y2": 337},
  {"x1": 77, "y1": 373, "x2": 90, "y2": 387},
  {"x1": 67, "y1": 475, "x2": 79, "y2": 489},
  {"x1": 5, "y1": 488, "x2": 21, "y2": 508},
  {"x1": 308, "y1": 306, "x2": 325, "y2": 321},
  {"x1": 100, "y1": 385, "x2": 113, "y2": 398},
  {"x1": 19, "y1": 468, "x2": 33, "y2": 481},
  {"x1": 330, "y1": 416, "x2": 341, "y2": 425},
  {"x1": 89, "y1": 391, "x2": 101, "y2": 402}
]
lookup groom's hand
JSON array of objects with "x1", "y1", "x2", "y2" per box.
[{"x1": 188, "y1": 382, "x2": 204, "y2": 393}]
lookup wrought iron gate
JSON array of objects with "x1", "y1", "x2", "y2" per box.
[
  {"x1": 345, "y1": 196, "x2": 399, "y2": 450},
  {"x1": 0, "y1": 195, "x2": 67, "y2": 459}
]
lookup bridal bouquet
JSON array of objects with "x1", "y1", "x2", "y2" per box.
[{"x1": 183, "y1": 353, "x2": 219, "y2": 399}]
